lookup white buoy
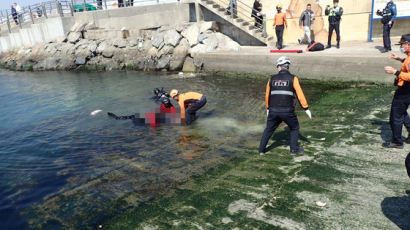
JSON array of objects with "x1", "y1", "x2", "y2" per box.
[
  {"x1": 178, "y1": 72, "x2": 184, "y2": 75},
  {"x1": 91, "y1": 110, "x2": 102, "y2": 116}
]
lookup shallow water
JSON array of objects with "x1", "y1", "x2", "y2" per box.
[{"x1": 0, "y1": 70, "x2": 400, "y2": 229}]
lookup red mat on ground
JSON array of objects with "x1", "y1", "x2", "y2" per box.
[{"x1": 270, "y1": 49, "x2": 303, "y2": 53}]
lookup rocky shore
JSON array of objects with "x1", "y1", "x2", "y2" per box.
[{"x1": 0, "y1": 21, "x2": 240, "y2": 72}]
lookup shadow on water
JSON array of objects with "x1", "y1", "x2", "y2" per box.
[
  {"x1": 264, "y1": 128, "x2": 311, "y2": 152},
  {"x1": 370, "y1": 119, "x2": 392, "y2": 143},
  {"x1": 381, "y1": 190, "x2": 410, "y2": 230}
]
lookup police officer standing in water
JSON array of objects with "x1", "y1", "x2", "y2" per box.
[
  {"x1": 383, "y1": 34, "x2": 410, "y2": 148},
  {"x1": 325, "y1": 0, "x2": 343, "y2": 49},
  {"x1": 259, "y1": 57, "x2": 311, "y2": 156},
  {"x1": 377, "y1": 0, "x2": 397, "y2": 53}
]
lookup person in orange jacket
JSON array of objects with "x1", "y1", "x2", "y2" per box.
[
  {"x1": 259, "y1": 56, "x2": 311, "y2": 155},
  {"x1": 170, "y1": 89, "x2": 207, "y2": 125},
  {"x1": 273, "y1": 4, "x2": 287, "y2": 50},
  {"x1": 383, "y1": 34, "x2": 410, "y2": 148}
]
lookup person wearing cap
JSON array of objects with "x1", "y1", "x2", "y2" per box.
[
  {"x1": 274, "y1": 4, "x2": 287, "y2": 50},
  {"x1": 379, "y1": 0, "x2": 397, "y2": 53},
  {"x1": 383, "y1": 34, "x2": 410, "y2": 148},
  {"x1": 298, "y1": 4, "x2": 315, "y2": 45},
  {"x1": 325, "y1": 0, "x2": 343, "y2": 49},
  {"x1": 169, "y1": 89, "x2": 207, "y2": 125},
  {"x1": 259, "y1": 57, "x2": 311, "y2": 156}
]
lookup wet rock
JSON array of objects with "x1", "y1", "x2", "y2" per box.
[
  {"x1": 33, "y1": 57, "x2": 58, "y2": 71},
  {"x1": 182, "y1": 57, "x2": 195, "y2": 72},
  {"x1": 163, "y1": 29, "x2": 182, "y2": 47},
  {"x1": 193, "y1": 58, "x2": 203, "y2": 70},
  {"x1": 156, "y1": 55, "x2": 170, "y2": 69},
  {"x1": 169, "y1": 39, "x2": 189, "y2": 71},
  {"x1": 181, "y1": 24, "x2": 199, "y2": 47},
  {"x1": 57, "y1": 57, "x2": 76, "y2": 70},
  {"x1": 67, "y1": 32, "x2": 82, "y2": 44}
]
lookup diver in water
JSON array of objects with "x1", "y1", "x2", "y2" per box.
[
  {"x1": 108, "y1": 88, "x2": 179, "y2": 127},
  {"x1": 169, "y1": 89, "x2": 207, "y2": 125}
]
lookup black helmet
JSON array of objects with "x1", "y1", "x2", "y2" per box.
[{"x1": 399, "y1": 34, "x2": 410, "y2": 44}]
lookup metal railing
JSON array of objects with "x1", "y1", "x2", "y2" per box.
[
  {"x1": 208, "y1": 0, "x2": 267, "y2": 37},
  {"x1": 0, "y1": 0, "x2": 178, "y2": 33}
]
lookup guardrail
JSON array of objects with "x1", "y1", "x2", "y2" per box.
[
  {"x1": 210, "y1": 0, "x2": 267, "y2": 37},
  {"x1": 0, "y1": 0, "x2": 178, "y2": 33}
]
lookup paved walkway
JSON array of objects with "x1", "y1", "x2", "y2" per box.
[{"x1": 197, "y1": 37, "x2": 404, "y2": 83}]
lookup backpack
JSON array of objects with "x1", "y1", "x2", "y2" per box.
[{"x1": 306, "y1": 42, "x2": 324, "y2": 52}]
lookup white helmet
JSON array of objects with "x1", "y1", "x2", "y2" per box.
[{"x1": 276, "y1": 56, "x2": 291, "y2": 67}]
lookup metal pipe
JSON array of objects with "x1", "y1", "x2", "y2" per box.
[
  {"x1": 104, "y1": 0, "x2": 107, "y2": 10},
  {"x1": 83, "y1": 0, "x2": 87, "y2": 12},
  {"x1": 29, "y1": 6, "x2": 34, "y2": 23},
  {"x1": 368, "y1": 0, "x2": 375, "y2": 42},
  {"x1": 6, "y1": 11, "x2": 11, "y2": 33},
  {"x1": 42, "y1": 3, "x2": 48, "y2": 18},
  {"x1": 262, "y1": 13, "x2": 267, "y2": 38}
]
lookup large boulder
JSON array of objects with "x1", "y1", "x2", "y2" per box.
[
  {"x1": 157, "y1": 45, "x2": 174, "y2": 58},
  {"x1": 215, "y1": 33, "x2": 240, "y2": 51},
  {"x1": 156, "y1": 55, "x2": 171, "y2": 69},
  {"x1": 181, "y1": 24, "x2": 200, "y2": 47},
  {"x1": 96, "y1": 40, "x2": 112, "y2": 54},
  {"x1": 102, "y1": 46, "x2": 116, "y2": 58},
  {"x1": 199, "y1": 21, "x2": 219, "y2": 33},
  {"x1": 189, "y1": 44, "x2": 207, "y2": 54},
  {"x1": 151, "y1": 32, "x2": 165, "y2": 49},
  {"x1": 182, "y1": 57, "x2": 195, "y2": 72},
  {"x1": 169, "y1": 38, "x2": 189, "y2": 71},
  {"x1": 67, "y1": 32, "x2": 82, "y2": 44},
  {"x1": 113, "y1": 39, "x2": 128, "y2": 48},
  {"x1": 203, "y1": 34, "x2": 218, "y2": 51},
  {"x1": 75, "y1": 57, "x2": 87, "y2": 65},
  {"x1": 163, "y1": 29, "x2": 182, "y2": 47},
  {"x1": 147, "y1": 47, "x2": 158, "y2": 58}
]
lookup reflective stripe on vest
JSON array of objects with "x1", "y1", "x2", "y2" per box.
[{"x1": 271, "y1": 90, "x2": 294, "y2": 96}]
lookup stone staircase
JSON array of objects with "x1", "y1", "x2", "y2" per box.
[{"x1": 198, "y1": 0, "x2": 275, "y2": 46}]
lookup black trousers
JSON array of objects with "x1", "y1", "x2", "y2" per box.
[
  {"x1": 328, "y1": 22, "x2": 340, "y2": 46},
  {"x1": 185, "y1": 96, "x2": 207, "y2": 125},
  {"x1": 275, "y1": 25, "x2": 284, "y2": 48},
  {"x1": 383, "y1": 23, "x2": 394, "y2": 50},
  {"x1": 259, "y1": 110, "x2": 300, "y2": 153},
  {"x1": 255, "y1": 15, "x2": 263, "y2": 28},
  {"x1": 118, "y1": 0, "x2": 124, "y2": 7},
  {"x1": 389, "y1": 92, "x2": 410, "y2": 144}
]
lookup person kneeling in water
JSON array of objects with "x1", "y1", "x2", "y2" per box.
[{"x1": 169, "y1": 89, "x2": 207, "y2": 125}]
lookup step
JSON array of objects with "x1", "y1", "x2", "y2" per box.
[
  {"x1": 242, "y1": 21, "x2": 250, "y2": 26},
  {"x1": 212, "y1": 4, "x2": 220, "y2": 8},
  {"x1": 205, "y1": 0, "x2": 214, "y2": 4}
]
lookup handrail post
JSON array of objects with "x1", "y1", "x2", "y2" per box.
[
  {"x1": 42, "y1": 3, "x2": 48, "y2": 18},
  {"x1": 229, "y1": 0, "x2": 233, "y2": 19},
  {"x1": 83, "y1": 0, "x2": 87, "y2": 12},
  {"x1": 29, "y1": 6, "x2": 34, "y2": 23},
  {"x1": 6, "y1": 11, "x2": 11, "y2": 33},
  {"x1": 70, "y1": 3, "x2": 74, "y2": 16},
  {"x1": 262, "y1": 13, "x2": 267, "y2": 37},
  {"x1": 104, "y1": 0, "x2": 108, "y2": 10},
  {"x1": 57, "y1": 0, "x2": 63, "y2": 16}
]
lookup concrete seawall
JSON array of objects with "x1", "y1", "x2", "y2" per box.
[{"x1": 194, "y1": 40, "x2": 402, "y2": 84}]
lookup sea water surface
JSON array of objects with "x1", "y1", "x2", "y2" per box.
[{"x1": 0, "y1": 70, "x2": 280, "y2": 229}]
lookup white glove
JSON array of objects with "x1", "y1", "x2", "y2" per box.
[
  {"x1": 305, "y1": 109, "x2": 312, "y2": 119},
  {"x1": 266, "y1": 109, "x2": 269, "y2": 116}
]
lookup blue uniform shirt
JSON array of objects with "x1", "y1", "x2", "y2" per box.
[{"x1": 386, "y1": 2, "x2": 397, "y2": 22}]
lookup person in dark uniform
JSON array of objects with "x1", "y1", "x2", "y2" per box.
[
  {"x1": 377, "y1": 0, "x2": 397, "y2": 53},
  {"x1": 259, "y1": 57, "x2": 311, "y2": 156},
  {"x1": 383, "y1": 34, "x2": 410, "y2": 148},
  {"x1": 325, "y1": 0, "x2": 343, "y2": 49},
  {"x1": 251, "y1": 0, "x2": 263, "y2": 29}
]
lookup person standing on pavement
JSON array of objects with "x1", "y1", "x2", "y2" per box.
[
  {"x1": 14, "y1": 3, "x2": 23, "y2": 24},
  {"x1": 378, "y1": 0, "x2": 397, "y2": 53},
  {"x1": 259, "y1": 57, "x2": 311, "y2": 156},
  {"x1": 298, "y1": 4, "x2": 315, "y2": 45},
  {"x1": 11, "y1": 5, "x2": 18, "y2": 25},
  {"x1": 274, "y1": 4, "x2": 287, "y2": 50},
  {"x1": 325, "y1": 0, "x2": 343, "y2": 49},
  {"x1": 251, "y1": 0, "x2": 263, "y2": 29},
  {"x1": 383, "y1": 34, "x2": 410, "y2": 148}
]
